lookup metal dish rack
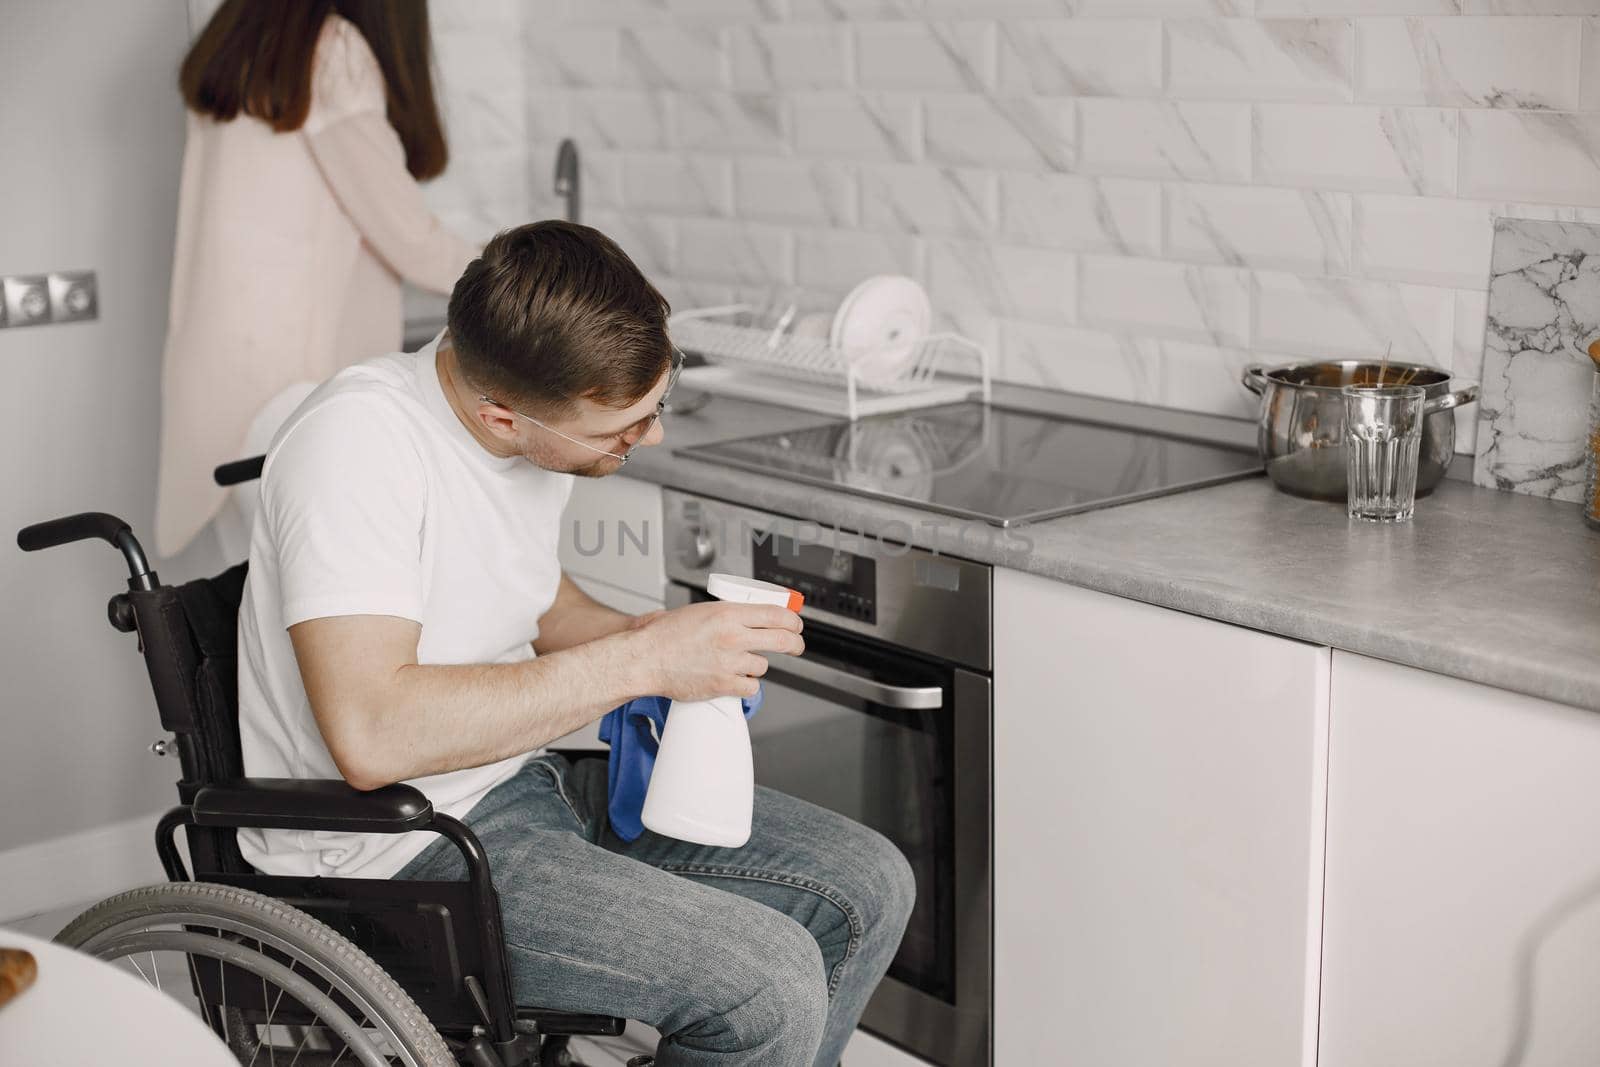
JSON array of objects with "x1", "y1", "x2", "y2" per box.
[{"x1": 670, "y1": 304, "x2": 992, "y2": 420}]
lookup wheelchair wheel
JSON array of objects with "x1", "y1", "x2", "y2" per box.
[{"x1": 56, "y1": 881, "x2": 455, "y2": 1066}]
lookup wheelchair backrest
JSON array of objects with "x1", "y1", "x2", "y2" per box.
[{"x1": 126, "y1": 562, "x2": 253, "y2": 874}]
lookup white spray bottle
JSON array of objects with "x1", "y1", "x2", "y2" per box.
[{"x1": 640, "y1": 574, "x2": 803, "y2": 848}]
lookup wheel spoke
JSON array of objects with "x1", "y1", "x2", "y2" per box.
[
  {"x1": 260, "y1": 936, "x2": 278, "y2": 1067},
  {"x1": 219, "y1": 930, "x2": 231, "y2": 1047},
  {"x1": 150, "y1": 951, "x2": 162, "y2": 993},
  {"x1": 126, "y1": 953, "x2": 155, "y2": 988},
  {"x1": 287, "y1": 1011, "x2": 325, "y2": 1067}
]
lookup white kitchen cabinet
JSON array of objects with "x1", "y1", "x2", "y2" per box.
[
  {"x1": 557, "y1": 475, "x2": 665, "y2": 606},
  {"x1": 550, "y1": 477, "x2": 664, "y2": 751},
  {"x1": 1319, "y1": 653, "x2": 1600, "y2": 1067},
  {"x1": 993, "y1": 568, "x2": 1330, "y2": 1066}
]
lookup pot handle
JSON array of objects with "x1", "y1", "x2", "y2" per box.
[
  {"x1": 1423, "y1": 381, "x2": 1480, "y2": 415},
  {"x1": 1241, "y1": 363, "x2": 1270, "y2": 396}
]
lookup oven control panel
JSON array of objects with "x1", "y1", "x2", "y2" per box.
[
  {"x1": 663, "y1": 489, "x2": 993, "y2": 671},
  {"x1": 752, "y1": 533, "x2": 877, "y2": 624}
]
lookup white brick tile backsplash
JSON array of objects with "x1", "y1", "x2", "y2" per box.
[
  {"x1": 579, "y1": 150, "x2": 626, "y2": 212},
  {"x1": 623, "y1": 153, "x2": 734, "y2": 215},
  {"x1": 856, "y1": 21, "x2": 997, "y2": 92},
  {"x1": 1251, "y1": 271, "x2": 1454, "y2": 364},
  {"x1": 1075, "y1": 0, "x2": 1255, "y2": 13},
  {"x1": 1458, "y1": 111, "x2": 1600, "y2": 206},
  {"x1": 1353, "y1": 195, "x2": 1497, "y2": 289},
  {"x1": 429, "y1": 0, "x2": 1600, "y2": 417},
  {"x1": 1080, "y1": 255, "x2": 1252, "y2": 345},
  {"x1": 1255, "y1": 0, "x2": 1457, "y2": 10},
  {"x1": 567, "y1": 90, "x2": 672, "y2": 150},
  {"x1": 1159, "y1": 339, "x2": 1266, "y2": 417},
  {"x1": 618, "y1": 25, "x2": 728, "y2": 89},
  {"x1": 734, "y1": 158, "x2": 859, "y2": 226},
  {"x1": 1078, "y1": 100, "x2": 1252, "y2": 181},
  {"x1": 1165, "y1": 184, "x2": 1353, "y2": 273},
  {"x1": 673, "y1": 92, "x2": 788, "y2": 152},
  {"x1": 1165, "y1": 18, "x2": 1354, "y2": 103},
  {"x1": 1252, "y1": 103, "x2": 1457, "y2": 195},
  {"x1": 1463, "y1": 0, "x2": 1600, "y2": 13},
  {"x1": 999, "y1": 173, "x2": 1163, "y2": 256},
  {"x1": 1583, "y1": 19, "x2": 1600, "y2": 111},
  {"x1": 587, "y1": 210, "x2": 677, "y2": 275},
  {"x1": 996, "y1": 18, "x2": 1164, "y2": 97},
  {"x1": 1452, "y1": 288, "x2": 1490, "y2": 377},
  {"x1": 446, "y1": 88, "x2": 528, "y2": 155},
  {"x1": 678, "y1": 218, "x2": 792, "y2": 284},
  {"x1": 924, "y1": 95, "x2": 1075, "y2": 170},
  {"x1": 1450, "y1": 288, "x2": 1488, "y2": 452},
  {"x1": 794, "y1": 229, "x2": 924, "y2": 288},
  {"x1": 435, "y1": 0, "x2": 525, "y2": 32},
  {"x1": 999, "y1": 320, "x2": 1163, "y2": 405},
  {"x1": 927, "y1": 240, "x2": 1077, "y2": 322},
  {"x1": 666, "y1": 0, "x2": 786, "y2": 20},
  {"x1": 860, "y1": 164, "x2": 997, "y2": 235},
  {"x1": 792, "y1": 92, "x2": 921, "y2": 160},
  {"x1": 436, "y1": 31, "x2": 525, "y2": 95},
  {"x1": 1355, "y1": 18, "x2": 1581, "y2": 110},
  {"x1": 728, "y1": 24, "x2": 852, "y2": 90},
  {"x1": 525, "y1": 28, "x2": 619, "y2": 87}
]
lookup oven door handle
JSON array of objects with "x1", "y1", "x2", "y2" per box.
[{"x1": 765, "y1": 654, "x2": 944, "y2": 710}]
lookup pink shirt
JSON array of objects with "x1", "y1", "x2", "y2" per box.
[{"x1": 154, "y1": 15, "x2": 477, "y2": 557}]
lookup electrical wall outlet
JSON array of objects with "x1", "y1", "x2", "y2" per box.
[
  {"x1": 47, "y1": 270, "x2": 97, "y2": 322},
  {"x1": 2, "y1": 275, "x2": 52, "y2": 328}
]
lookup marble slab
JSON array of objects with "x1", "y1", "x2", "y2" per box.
[{"x1": 1473, "y1": 217, "x2": 1600, "y2": 502}]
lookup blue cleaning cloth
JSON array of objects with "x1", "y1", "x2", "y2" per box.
[{"x1": 597, "y1": 687, "x2": 763, "y2": 843}]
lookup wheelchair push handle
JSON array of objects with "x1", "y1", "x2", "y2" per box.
[
  {"x1": 16, "y1": 511, "x2": 158, "y2": 591},
  {"x1": 214, "y1": 455, "x2": 265, "y2": 487}
]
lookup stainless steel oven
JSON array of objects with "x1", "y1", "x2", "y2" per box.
[{"x1": 663, "y1": 489, "x2": 992, "y2": 1066}]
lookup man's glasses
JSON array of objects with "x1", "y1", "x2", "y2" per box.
[{"x1": 479, "y1": 347, "x2": 685, "y2": 466}]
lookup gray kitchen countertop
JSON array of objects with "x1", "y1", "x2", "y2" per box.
[{"x1": 630, "y1": 390, "x2": 1600, "y2": 713}]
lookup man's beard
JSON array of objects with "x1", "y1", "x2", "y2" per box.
[{"x1": 521, "y1": 443, "x2": 619, "y2": 478}]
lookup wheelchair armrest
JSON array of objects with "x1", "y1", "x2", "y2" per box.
[{"x1": 192, "y1": 778, "x2": 433, "y2": 833}]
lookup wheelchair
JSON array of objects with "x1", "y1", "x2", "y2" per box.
[{"x1": 17, "y1": 456, "x2": 650, "y2": 1067}]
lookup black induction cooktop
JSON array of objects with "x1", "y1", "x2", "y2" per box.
[{"x1": 677, "y1": 402, "x2": 1262, "y2": 527}]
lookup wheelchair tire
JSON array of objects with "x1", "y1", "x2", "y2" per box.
[{"x1": 56, "y1": 881, "x2": 456, "y2": 1067}]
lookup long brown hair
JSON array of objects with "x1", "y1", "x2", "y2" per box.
[{"x1": 180, "y1": 0, "x2": 448, "y2": 180}]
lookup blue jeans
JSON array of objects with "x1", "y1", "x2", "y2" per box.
[{"x1": 394, "y1": 753, "x2": 915, "y2": 1066}]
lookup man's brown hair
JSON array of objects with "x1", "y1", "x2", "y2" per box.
[{"x1": 447, "y1": 222, "x2": 673, "y2": 418}]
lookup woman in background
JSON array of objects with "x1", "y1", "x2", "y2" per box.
[{"x1": 156, "y1": 0, "x2": 477, "y2": 559}]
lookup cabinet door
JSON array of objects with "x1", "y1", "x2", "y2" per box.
[
  {"x1": 994, "y1": 569, "x2": 1329, "y2": 1067},
  {"x1": 1320, "y1": 653, "x2": 1600, "y2": 1067},
  {"x1": 557, "y1": 475, "x2": 665, "y2": 602}
]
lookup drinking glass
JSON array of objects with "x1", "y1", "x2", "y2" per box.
[{"x1": 1342, "y1": 384, "x2": 1425, "y2": 523}]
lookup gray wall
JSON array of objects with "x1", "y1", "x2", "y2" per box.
[{"x1": 0, "y1": 1, "x2": 223, "y2": 853}]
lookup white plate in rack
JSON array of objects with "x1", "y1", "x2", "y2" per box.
[{"x1": 830, "y1": 275, "x2": 932, "y2": 388}]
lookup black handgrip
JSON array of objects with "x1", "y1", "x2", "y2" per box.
[
  {"x1": 17, "y1": 512, "x2": 130, "y2": 553},
  {"x1": 213, "y1": 455, "x2": 265, "y2": 487},
  {"x1": 17, "y1": 511, "x2": 158, "y2": 590}
]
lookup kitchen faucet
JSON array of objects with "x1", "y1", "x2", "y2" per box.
[{"x1": 554, "y1": 138, "x2": 579, "y2": 224}]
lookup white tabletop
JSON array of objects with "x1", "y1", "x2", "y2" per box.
[{"x1": 0, "y1": 928, "x2": 236, "y2": 1064}]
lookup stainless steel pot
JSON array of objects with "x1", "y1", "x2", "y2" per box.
[{"x1": 1241, "y1": 360, "x2": 1479, "y2": 501}]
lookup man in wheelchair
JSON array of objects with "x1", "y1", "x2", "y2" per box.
[{"x1": 235, "y1": 219, "x2": 915, "y2": 1067}]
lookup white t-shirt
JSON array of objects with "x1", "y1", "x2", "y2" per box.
[{"x1": 236, "y1": 336, "x2": 574, "y2": 879}]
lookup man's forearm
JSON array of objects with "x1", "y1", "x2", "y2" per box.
[
  {"x1": 352, "y1": 629, "x2": 653, "y2": 788},
  {"x1": 532, "y1": 574, "x2": 641, "y2": 655}
]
